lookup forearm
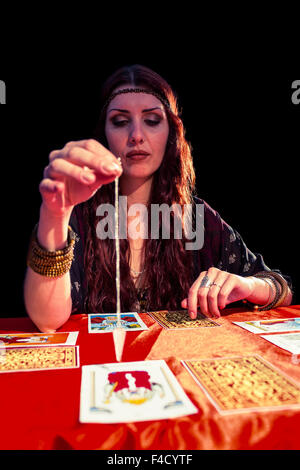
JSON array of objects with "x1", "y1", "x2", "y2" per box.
[
  {"x1": 24, "y1": 203, "x2": 74, "y2": 332},
  {"x1": 24, "y1": 268, "x2": 72, "y2": 332}
]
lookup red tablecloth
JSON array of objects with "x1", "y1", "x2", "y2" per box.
[{"x1": 0, "y1": 305, "x2": 300, "y2": 450}]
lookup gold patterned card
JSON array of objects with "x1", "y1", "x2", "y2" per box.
[
  {"x1": 182, "y1": 355, "x2": 300, "y2": 414},
  {"x1": 148, "y1": 310, "x2": 220, "y2": 329},
  {"x1": 0, "y1": 346, "x2": 79, "y2": 373}
]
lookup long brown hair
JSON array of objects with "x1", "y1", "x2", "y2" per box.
[{"x1": 82, "y1": 64, "x2": 197, "y2": 312}]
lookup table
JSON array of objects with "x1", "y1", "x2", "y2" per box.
[{"x1": 0, "y1": 305, "x2": 300, "y2": 450}]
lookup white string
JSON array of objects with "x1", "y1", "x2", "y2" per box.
[{"x1": 115, "y1": 177, "x2": 121, "y2": 325}]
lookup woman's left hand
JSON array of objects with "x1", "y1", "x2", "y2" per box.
[{"x1": 181, "y1": 267, "x2": 255, "y2": 319}]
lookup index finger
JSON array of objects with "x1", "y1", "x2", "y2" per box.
[
  {"x1": 49, "y1": 139, "x2": 104, "y2": 160},
  {"x1": 50, "y1": 139, "x2": 122, "y2": 176},
  {"x1": 187, "y1": 271, "x2": 208, "y2": 319}
]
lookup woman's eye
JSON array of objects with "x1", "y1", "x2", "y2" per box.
[
  {"x1": 110, "y1": 116, "x2": 162, "y2": 127},
  {"x1": 112, "y1": 119, "x2": 128, "y2": 127},
  {"x1": 145, "y1": 119, "x2": 161, "y2": 127}
]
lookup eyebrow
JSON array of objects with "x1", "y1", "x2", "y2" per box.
[{"x1": 108, "y1": 107, "x2": 162, "y2": 114}]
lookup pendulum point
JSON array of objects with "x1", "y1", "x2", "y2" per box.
[{"x1": 113, "y1": 327, "x2": 126, "y2": 362}]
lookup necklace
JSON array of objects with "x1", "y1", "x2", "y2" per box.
[{"x1": 130, "y1": 267, "x2": 145, "y2": 276}]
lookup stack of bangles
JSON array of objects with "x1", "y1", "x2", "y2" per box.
[
  {"x1": 27, "y1": 225, "x2": 76, "y2": 278},
  {"x1": 244, "y1": 271, "x2": 290, "y2": 312}
]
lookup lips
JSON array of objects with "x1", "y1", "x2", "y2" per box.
[{"x1": 126, "y1": 150, "x2": 150, "y2": 158}]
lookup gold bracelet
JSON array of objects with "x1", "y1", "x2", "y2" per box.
[
  {"x1": 255, "y1": 271, "x2": 289, "y2": 308},
  {"x1": 27, "y1": 225, "x2": 76, "y2": 278},
  {"x1": 245, "y1": 271, "x2": 289, "y2": 312},
  {"x1": 251, "y1": 278, "x2": 275, "y2": 311}
]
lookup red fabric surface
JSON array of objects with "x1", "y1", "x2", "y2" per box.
[{"x1": 0, "y1": 306, "x2": 300, "y2": 450}]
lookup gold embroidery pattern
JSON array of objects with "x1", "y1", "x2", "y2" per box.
[
  {"x1": 148, "y1": 310, "x2": 220, "y2": 329},
  {"x1": 0, "y1": 346, "x2": 78, "y2": 371},
  {"x1": 185, "y1": 356, "x2": 300, "y2": 411}
]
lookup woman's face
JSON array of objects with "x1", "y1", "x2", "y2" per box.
[{"x1": 105, "y1": 89, "x2": 169, "y2": 182}]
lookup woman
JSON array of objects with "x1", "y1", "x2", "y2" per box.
[{"x1": 24, "y1": 65, "x2": 293, "y2": 333}]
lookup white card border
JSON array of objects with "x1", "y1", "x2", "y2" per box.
[
  {"x1": 88, "y1": 312, "x2": 148, "y2": 333},
  {"x1": 0, "y1": 345, "x2": 80, "y2": 373},
  {"x1": 0, "y1": 331, "x2": 79, "y2": 348},
  {"x1": 79, "y1": 359, "x2": 198, "y2": 423},
  {"x1": 233, "y1": 318, "x2": 300, "y2": 334},
  {"x1": 181, "y1": 355, "x2": 300, "y2": 415},
  {"x1": 261, "y1": 332, "x2": 300, "y2": 354}
]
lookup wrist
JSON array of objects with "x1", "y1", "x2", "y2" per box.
[
  {"x1": 244, "y1": 271, "x2": 289, "y2": 311},
  {"x1": 40, "y1": 201, "x2": 73, "y2": 222},
  {"x1": 38, "y1": 203, "x2": 73, "y2": 251},
  {"x1": 245, "y1": 276, "x2": 271, "y2": 305}
]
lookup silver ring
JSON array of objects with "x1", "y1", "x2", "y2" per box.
[{"x1": 200, "y1": 275, "x2": 211, "y2": 288}]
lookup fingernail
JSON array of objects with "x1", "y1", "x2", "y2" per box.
[
  {"x1": 102, "y1": 162, "x2": 121, "y2": 174},
  {"x1": 189, "y1": 311, "x2": 196, "y2": 319}
]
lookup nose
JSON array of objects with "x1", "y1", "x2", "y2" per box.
[{"x1": 128, "y1": 120, "x2": 145, "y2": 145}]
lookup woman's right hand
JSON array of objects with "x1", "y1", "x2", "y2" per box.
[{"x1": 39, "y1": 139, "x2": 122, "y2": 217}]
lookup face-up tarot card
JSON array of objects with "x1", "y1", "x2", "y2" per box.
[
  {"x1": 88, "y1": 313, "x2": 148, "y2": 333},
  {"x1": 233, "y1": 318, "x2": 300, "y2": 334},
  {"x1": 0, "y1": 346, "x2": 80, "y2": 373},
  {"x1": 80, "y1": 360, "x2": 198, "y2": 423},
  {"x1": 148, "y1": 310, "x2": 221, "y2": 329},
  {"x1": 182, "y1": 355, "x2": 300, "y2": 414},
  {"x1": 0, "y1": 331, "x2": 78, "y2": 348}
]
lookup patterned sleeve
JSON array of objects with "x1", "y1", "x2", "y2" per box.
[
  {"x1": 215, "y1": 211, "x2": 293, "y2": 290},
  {"x1": 194, "y1": 198, "x2": 293, "y2": 290},
  {"x1": 216, "y1": 223, "x2": 269, "y2": 276}
]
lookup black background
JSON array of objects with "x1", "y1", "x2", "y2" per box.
[{"x1": 0, "y1": 50, "x2": 299, "y2": 318}]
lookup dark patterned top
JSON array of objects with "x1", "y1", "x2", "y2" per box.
[{"x1": 69, "y1": 197, "x2": 292, "y2": 313}]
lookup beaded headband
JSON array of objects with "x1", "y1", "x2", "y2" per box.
[{"x1": 102, "y1": 87, "x2": 171, "y2": 112}]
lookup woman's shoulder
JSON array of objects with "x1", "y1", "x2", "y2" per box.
[
  {"x1": 192, "y1": 196, "x2": 224, "y2": 228},
  {"x1": 193, "y1": 195, "x2": 219, "y2": 213}
]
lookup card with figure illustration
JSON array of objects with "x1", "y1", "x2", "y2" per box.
[
  {"x1": 0, "y1": 345, "x2": 80, "y2": 373},
  {"x1": 148, "y1": 310, "x2": 221, "y2": 329},
  {"x1": 182, "y1": 355, "x2": 300, "y2": 414},
  {"x1": 233, "y1": 318, "x2": 300, "y2": 334},
  {"x1": 79, "y1": 360, "x2": 198, "y2": 423},
  {"x1": 0, "y1": 332, "x2": 79, "y2": 348},
  {"x1": 88, "y1": 312, "x2": 148, "y2": 333}
]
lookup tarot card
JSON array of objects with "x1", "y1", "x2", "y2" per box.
[
  {"x1": 0, "y1": 345, "x2": 79, "y2": 373},
  {"x1": 148, "y1": 310, "x2": 220, "y2": 329},
  {"x1": 88, "y1": 312, "x2": 148, "y2": 333},
  {"x1": 79, "y1": 360, "x2": 198, "y2": 423},
  {"x1": 0, "y1": 331, "x2": 78, "y2": 348},
  {"x1": 261, "y1": 332, "x2": 300, "y2": 354},
  {"x1": 233, "y1": 318, "x2": 300, "y2": 334},
  {"x1": 182, "y1": 355, "x2": 300, "y2": 414}
]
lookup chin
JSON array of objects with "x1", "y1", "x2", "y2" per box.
[{"x1": 123, "y1": 168, "x2": 155, "y2": 180}]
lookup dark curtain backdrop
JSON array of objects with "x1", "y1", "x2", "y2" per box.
[{"x1": 0, "y1": 55, "x2": 299, "y2": 317}]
